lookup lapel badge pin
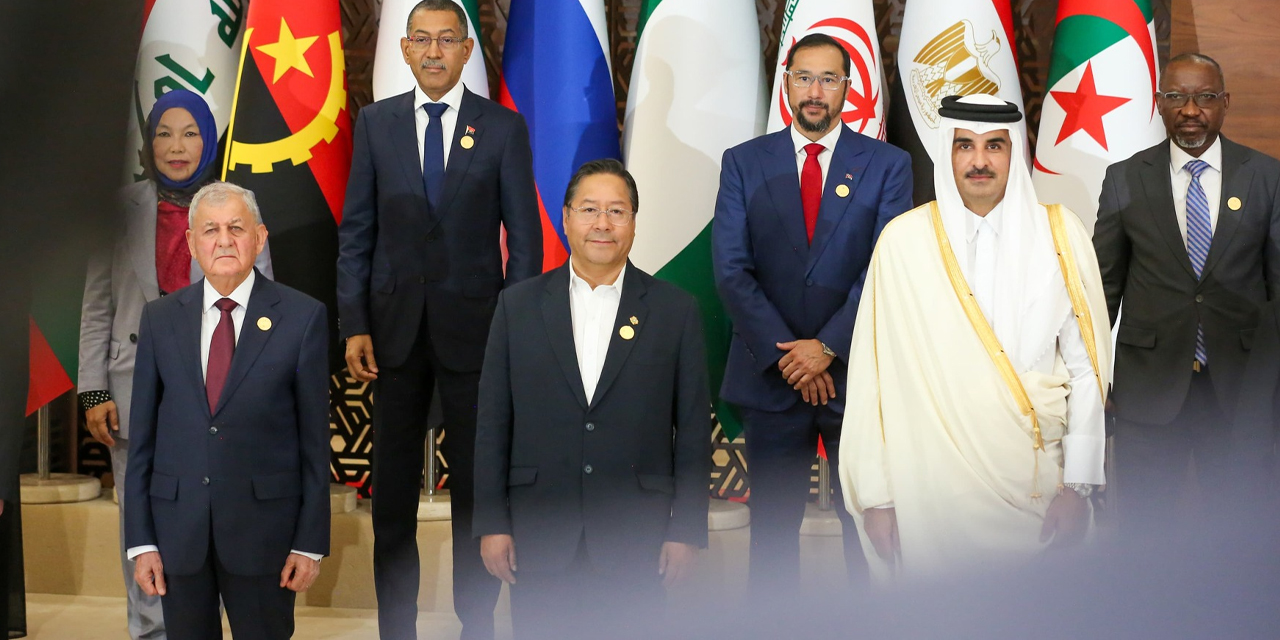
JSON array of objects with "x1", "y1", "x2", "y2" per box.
[
  {"x1": 845, "y1": 173, "x2": 853, "y2": 180},
  {"x1": 257, "y1": 317, "x2": 272, "y2": 331},
  {"x1": 460, "y1": 135, "x2": 475, "y2": 150},
  {"x1": 619, "y1": 325, "x2": 635, "y2": 340},
  {"x1": 1228, "y1": 196, "x2": 1242, "y2": 211},
  {"x1": 835, "y1": 184, "x2": 850, "y2": 198},
  {"x1": 629, "y1": 316, "x2": 638, "y2": 325}
]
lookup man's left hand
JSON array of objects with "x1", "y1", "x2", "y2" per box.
[
  {"x1": 280, "y1": 553, "x2": 321, "y2": 592},
  {"x1": 658, "y1": 541, "x2": 697, "y2": 588},
  {"x1": 1040, "y1": 488, "x2": 1089, "y2": 548},
  {"x1": 777, "y1": 339, "x2": 834, "y2": 386}
]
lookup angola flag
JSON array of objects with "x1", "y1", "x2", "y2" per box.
[{"x1": 222, "y1": 0, "x2": 352, "y2": 366}]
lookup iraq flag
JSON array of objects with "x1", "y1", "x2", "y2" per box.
[{"x1": 223, "y1": 0, "x2": 352, "y2": 367}]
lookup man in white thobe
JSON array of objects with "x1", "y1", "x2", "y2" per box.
[{"x1": 839, "y1": 95, "x2": 1112, "y2": 581}]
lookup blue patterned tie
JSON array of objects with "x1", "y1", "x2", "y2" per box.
[
  {"x1": 1185, "y1": 158, "x2": 1212, "y2": 367},
  {"x1": 422, "y1": 102, "x2": 449, "y2": 211}
]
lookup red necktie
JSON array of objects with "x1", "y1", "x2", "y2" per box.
[
  {"x1": 206, "y1": 298, "x2": 238, "y2": 412},
  {"x1": 801, "y1": 143, "x2": 824, "y2": 243}
]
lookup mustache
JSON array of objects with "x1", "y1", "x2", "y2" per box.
[
  {"x1": 965, "y1": 168, "x2": 996, "y2": 179},
  {"x1": 800, "y1": 99, "x2": 829, "y2": 110},
  {"x1": 420, "y1": 59, "x2": 447, "y2": 71}
]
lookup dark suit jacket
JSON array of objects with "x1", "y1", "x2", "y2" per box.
[
  {"x1": 473, "y1": 263, "x2": 711, "y2": 573},
  {"x1": 124, "y1": 273, "x2": 331, "y2": 576},
  {"x1": 1094, "y1": 136, "x2": 1280, "y2": 424},
  {"x1": 712, "y1": 125, "x2": 913, "y2": 413},
  {"x1": 336, "y1": 87, "x2": 542, "y2": 371}
]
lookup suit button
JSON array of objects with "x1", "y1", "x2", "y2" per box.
[
  {"x1": 806, "y1": 279, "x2": 814, "y2": 286},
  {"x1": 585, "y1": 422, "x2": 595, "y2": 432},
  {"x1": 584, "y1": 464, "x2": 593, "y2": 474},
  {"x1": 209, "y1": 426, "x2": 218, "y2": 435},
  {"x1": 129, "y1": 334, "x2": 138, "y2": 343},
  {"x1": 202, "y1": 477, "x2": 210, "y2": 486},
  {"x1": 1195, "y1": 294, "x2": 1204, "y2": 303},
  {"x1": 419, "y1": 276, "x2": 426, "y2": 284},
  {"x1": 426, "y1": 234, "x2": 437, "y2": 243}
]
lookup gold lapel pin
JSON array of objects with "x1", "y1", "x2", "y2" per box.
[
  {"x1": 1228, "y1": 196, "x2": 1242, "y2": 211},
  {"x1": 257, "y1": 317, "x2": 272, "y2": 331},
  {"x1": 835, "y1": 184, "x2": 850, "y2": 198},
  {"x1": 460, "y1": 135, "x2": 475, "y2": 149},
  {"x1": 629, "y1": 316, "x2": 638, "y2": 325},
  {"x1": 619, "y1": 326, "x2": 635, "y2": 340}
]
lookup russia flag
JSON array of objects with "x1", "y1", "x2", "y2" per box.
[{"x1": 500, "y1": 0, "x2": 620, "y2": 272}]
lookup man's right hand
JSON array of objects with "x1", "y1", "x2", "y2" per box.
[
  {"x1": 863, "y1": 507, "x2": 900, "y2": 564},
  {"x1": 797, "y1": 370, "x2": 837, "y2": 406},
  {"x1": 134, "y1": 551, "x2": 167, "y2": 597},
  {"x1": 85, "y1": 400, "x2": 119, "y2": 447},
  {"x1": 344, "y1": 334, "x2": 379, "y2": 382},
  {"x1": 480, "y1": 534, "x2": 517, "y2": 584}
]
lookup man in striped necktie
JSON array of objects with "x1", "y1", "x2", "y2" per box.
[{"x1": 1094, "y1": 52, "x2": 1280, "y2": 534}]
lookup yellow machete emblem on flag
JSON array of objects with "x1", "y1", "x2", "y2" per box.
[{"x1": 910, "y1": 20, "x2": 1003, "y2": 129}]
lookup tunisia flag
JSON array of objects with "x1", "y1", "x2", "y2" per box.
[{"x1": 222, "y1": 0, "x2": 352, "y2": 367}]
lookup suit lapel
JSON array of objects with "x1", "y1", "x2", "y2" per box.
[
  {"x1": 213, "y1": 273, "x2": 281, "y2": 416},
  {"x1": 391, "y1": 90, "x2": 429, "y2": 210},
  {"x1": 432, "y1": 89, "x2": 486, "y2": 232},
  {"x1": 807, "y1": 127, "x2": 869, "y2": 275},
  {"x1": 1203, "y1": 137, "x2": 1252, "y2": 277},
  {"x1": 174, "y1": 284, "x2": 209, "y2": 417},
  {"x1": 762, "y1": 130, "x2": 811, "y2": 263},
  {"x1": 541, "y1": 266, "x2": 589, "y2": 409},
  {"x1": 127, "y1": 185, "x2": 162, "y2": 301},
  {"x1": 590, "y1": 264, "x2": 648, "y2": 408},
  {"x1": 1140, "y1": 145, "x2": 1197, "y2": 280}
]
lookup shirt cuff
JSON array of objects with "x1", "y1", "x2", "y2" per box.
[
  {"x1": 78, "y1": 390, "x2": 113, "y2": 412},
  {"x1": 1061, "y1": 434, "x2": 1106, "y2": 485},
  {"x1": 126, "y1": 545, "x2": 159, "y2": 561},
  {"x1": 869, "y1": 502, "x2": 895, "y2": 509},
  {"x1": 291, "y1": 550, "x2": 323, "y2": 562}
]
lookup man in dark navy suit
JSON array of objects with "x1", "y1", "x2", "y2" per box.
[
  {"x1": 712, "y1": 33, "x2": 913, "y2": 594},
  {"x1": 126, "y1": 182, "x2": 330, "y2": 640},
  {"x1": 335, "y1": 1, "x2": 541, "y2": 638}
]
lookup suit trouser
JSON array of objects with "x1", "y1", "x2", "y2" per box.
[
  {"x1": 739, "y1": 403, "x2": 865, "y2": 600},
  {"x1": 160, "y1": 525, "x2": 296, "y2": 640},
  {"x1": 371, "y1": 312, "x2": 499, "y2": 640},
  {"x1": 508, "y1": 535, "x2": 665, "y2": 640},
  {"x1": 111, "y1": 439, "x2": 166, "y2": 640}
]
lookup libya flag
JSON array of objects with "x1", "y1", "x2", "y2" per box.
[
  {"x1": 372, "y1": 0, "x2": 490, "y2": 101},
  {"x1": 223, "y1": 0, "x2": 352, "y2": 366},
  {"x1": 1032, "y1": 0, "x2": 1164, "y2": 232},
  {"x1": 623, "y1": 0, "x2": 766, "y2": 439}
]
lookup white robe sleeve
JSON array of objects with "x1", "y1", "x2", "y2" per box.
[
  {"x1": 839, "y1": 257, "x2": 894, "y2": 513},
  {"x1": 1058, "y1": 309, "x2": 1106, "y2": 485}
]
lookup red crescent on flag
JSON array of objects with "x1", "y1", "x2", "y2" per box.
[
  {"x1": 1033, "y1": 158, "x2": 1061, "y2": 175},
  {"x1": 1056, "y1": 0, "x2": 1158, "y2": 114}
]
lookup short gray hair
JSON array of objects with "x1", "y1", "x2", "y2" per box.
[
  {"x1": 406, "y1": 0, "x2": 468, "y2": 38},
  {"x1": 188, "y1": 181, "x2": 264, "y2": 228}
]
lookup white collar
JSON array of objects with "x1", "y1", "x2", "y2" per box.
[
  {"x1": 1170, "y1": 136, "x2": 1223, "y2": 174},
  {"x1": 203, "y1": 270, "x2": 256, "y2": 313},
  {"x1": 414, "y1": 80, "x2": 466, "y2": 113},
  {"x1": 790, "y1": 122, "x2": 843, "y2": 157},
  {"x1": 569, "y1": 259, "x2": 626, "y2": 295},
  {"x1": 964, "y1": 201, "x2": 1006, "y2": 242}
]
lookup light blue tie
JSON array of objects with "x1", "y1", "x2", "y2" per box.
[{"x1": 1185, "y1": 158, "x2": 1212, "y2": 367}]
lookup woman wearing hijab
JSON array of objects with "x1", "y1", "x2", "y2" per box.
[{"x1": 76, "y1": 89, "x2": 272, "y2": 640}]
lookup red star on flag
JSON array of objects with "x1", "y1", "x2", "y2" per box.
[{"x1": 1050, "y1": 62, "x2": 1131, "y2": 150}]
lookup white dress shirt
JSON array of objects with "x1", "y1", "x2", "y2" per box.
[
  {"x1": 569, "y1": 260, "x2": 625, "y2": 403},
  {"x1": 415, "y1": 81, "x2": 466, "y2": 171},
  {"x1": 964, "y1": 203, "x2": 1005, "y2": 324},
  {"x1": 790, "y1": 123, "x2": 842, "y2": 188},
  {"x1": 1169, "y1": 137, "x2": 1223, "y2": 241},
  {"x1": 128, "y1": 272, "x2": 321, "y2": 562}
]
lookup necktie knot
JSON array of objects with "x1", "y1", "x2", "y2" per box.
[
  {"x1": 423, "y1": 102, "x2": 448, "y2": 119},
  {"x1": 804, "y1": 143, "x2": 824, "y2": 158},
  {"x1": 214, "y1": 298, "x2": 237, "y2": 313},
  {"x1": 1184, "y1": 159, "x2": 1210, "y2": 178}
]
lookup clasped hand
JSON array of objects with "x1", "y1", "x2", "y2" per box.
[{"x1": 777, "y1": 339, "x2": 835, "y2": 405}]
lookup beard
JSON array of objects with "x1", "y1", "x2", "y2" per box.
[
  {"x1": 1173, "y1": 130, "x2": 1209, "y2": 150},
  {"x1": 793, "y1": 100, "x2": 835, "y2": 134}
]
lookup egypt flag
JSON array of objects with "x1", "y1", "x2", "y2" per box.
[
  {"x1": 223, "y1": 0, "x2": 352, "y2": 365},
  {"x1": 889, "y1": 0, "x2": 1027, "y2": 204},
  {"x1": 373, "y1": 0, "x2": 490, "y2": 101},
  {"x1": 500, "y1": 0, "x2": 619, "y2": 272},
  {"x1": 623, "y1": 0, "x2": 766, "y2": 439},
  {"x1": 1033, "y1": 0, "x2": 1164, "y2": 232},
  {"x1": 766, "y1": 0, "x2": 885, "y2": 140}
]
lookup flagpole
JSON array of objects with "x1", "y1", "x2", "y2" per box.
[
  {"x1": 36, "y1": 405, "x2": 50, "y2": 480},
  {"x1": 20, "y1": 399, "x2": 100, "y2": 505}
]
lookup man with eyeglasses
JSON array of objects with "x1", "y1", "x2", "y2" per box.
[
  {"x1": 474, "y1": 159, "x2": 711, "y2": 639},
  {"x1": 712, "y1": 33, "x2": 913, "y2": 596},
  {"x1": 1094, "y1": 52, "x2": 1280, "y2": 534},
  {"x1": 336, "y1": 1, "x2": 541, "y2": 638}
]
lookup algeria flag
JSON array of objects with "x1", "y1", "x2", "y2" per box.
[
  {"x1": 623, "y1": 0, "x2": 766, "y2": 438},
  {"x1": 766, "y1": 0, "x2": 885, "y2": 140},
  {"x1": 373, "y1": 0, "x2": 489, "y2": 100},
  {"x1": 124, "y1": 0, "x2": 248, "y2": 182},
  {"x1": 1032, "y1": 0, "x2": 1164, "y2": 232}
]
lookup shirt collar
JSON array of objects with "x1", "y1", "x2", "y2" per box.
[
  {"x1": 964, "y1": 201, "x2": 1005, "y2": 243},
  {"x1": 414, "y1": 81, "x2": 466, "y2": 114},
  {"x1": 1170, "y1": 136, "x2": 1223, "y2": 174},
  {"x1": 203, "y1": 269, "x2": 256, "y2": 313},
  {"x1": 569, "y1": 259, "x2": 626, "y2": 296},
  {"x1": 790, "y1": 122, "x2": 843, "y2": 158}
]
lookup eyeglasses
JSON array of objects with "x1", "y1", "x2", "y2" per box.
[
  {"x1": 785, "y1": 71, "x2": 848, "y2": 91},
  {"x1": 1155, "y1": 91, "x2": 1226, "y2": 108},
  {"x1": 405, "y1": 35, "x2": 466, "y2": 51},
  {"x1": 569, "y1": 206, "x2": 634, "y2": 226}
]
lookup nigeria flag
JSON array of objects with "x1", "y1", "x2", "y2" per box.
[
  {"x1": 623, "y1": 0, "x2": 766, "y2": 438},
  {"x1": 1032, "y1": 0, "x2": 1165, "y2": 232}
]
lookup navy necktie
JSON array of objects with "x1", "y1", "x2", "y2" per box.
[
  {"x1": 1185, "y1": 158, "x2": 1212, "y2": 366},
  {"x1": 422, "y1": 102, "x2": 449, "y2": 210}
]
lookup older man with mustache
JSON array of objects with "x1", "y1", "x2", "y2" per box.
[{"x1": 1093, "y1": 53, "x2": 1280, "y2": 535}]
